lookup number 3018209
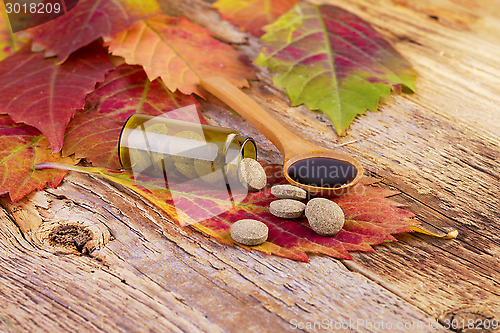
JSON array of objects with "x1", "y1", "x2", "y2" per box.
[
  {"x1": 441, "y1": 318, "x2": 499, "y2": 330},
  {"x1": 5, "y1": 2, "x2": 61, "y2": 14}
]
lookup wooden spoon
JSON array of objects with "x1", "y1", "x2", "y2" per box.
[{"x1": 200, "y1": 77, "x2": 364, "y2": 196}]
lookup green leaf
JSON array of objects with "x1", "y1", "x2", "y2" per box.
[{"x1": 255, "y1": 3, "x2": 416, "y2": 135}]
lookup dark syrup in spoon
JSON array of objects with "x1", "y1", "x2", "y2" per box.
[{"x1": 287, "y1": 158, "x2": 357, "y2": 188}]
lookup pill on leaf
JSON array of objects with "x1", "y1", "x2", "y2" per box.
[
  {"x1": 230, "y1": 219, "x2": 269, "y2": 246},
  {"x1": 269, "y1": 199, "x2": 306, "y2": 219},
  {"x1": 271, "y1": 184, "x2": 307, "y2": 200},
  {"x1": 305, "y1": 198, "x2": 344, "y2": 236}
]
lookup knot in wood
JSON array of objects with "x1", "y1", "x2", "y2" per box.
[
  {"x1": 31, "y1": 220, "x2": 111, "y2": 255},
  {"x1": 439, "y1": 305, "x2": 496, "y2": 332},
  {"x1": 48, "y1": 224, "x2": 92, "y2": 253}
]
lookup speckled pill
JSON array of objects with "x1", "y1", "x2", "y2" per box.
[
  {"x1": 151, "y1": 140, "x2": 175, "y2": 173},
  {"x1": 230, "y1": 219, "x2": 268, "y2": 246},
  {"x1": 193, "y1": 155, "x2": 225, "y2": 183},
  {"x1": 271, "y1": 184, "x2": 307, "y2": 200},
  {"x1": 170, "y1": 130, "x2": 203, "y2": 164},
  {"x1": 147, "y1": 123, "x2": 169, "y2": 170},
  {"x1": 171, "y1": 131, "x2": 203, "y2": 179},
  {"x1": 146, "y1": 123, "x2": 169, "y2": 134},
  {"x1": 238, "y1": 158, "x2": 267, "y2": 192},
  {"x1": 305, "y1": 198, "x2": 344, "y2": 236},
  {"x1": 128, "y1": 149, "x2": 152, "y2": 172},
  {"x1": 269, "y1": 199, "x2": 305, "y2": 219}
]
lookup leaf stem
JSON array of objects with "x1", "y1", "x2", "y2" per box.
[{"x1": 35, "y1": 162, "x2": 100, "y2": 175}]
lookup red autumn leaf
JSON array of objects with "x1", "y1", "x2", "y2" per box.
[
  {"x1": 107, "y1": 14, "x2": 254, "y2": 96},
  {"x1": 0, "y1": 42, "x2": 114, "y2": 153},
  {"x1": 212, "y1": 0, "x2": 299, "y2": 37},
  {"x1": 36, "y1": 163, "x2": 418, "y2": 262},
  {"x1": 0, "y1": 115, "x2": 77, "y2": 201},
  {"x1": 196, "y1": 166, "x2": 417, "y2": 261},
  {"x1": 0, "y1": 3, "x2": 27, "y2": 61},
  {"x1": 6, "y1": 0, "x2": 79, "y2": 33},
  {"x1": 63, "y1": 64, "x2": 202, "y2": 169},
  {"x1": 27, "y1": 0, "x2": 161, "y2": 62}
]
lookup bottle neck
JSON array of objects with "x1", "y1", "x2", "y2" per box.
[{"x1": 224, "y1": 135, "x2": 257, "y2": 178}]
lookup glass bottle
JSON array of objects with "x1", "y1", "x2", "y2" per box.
[{"x1": 118, "y1": 114, "x2": 257, "y2": 185}]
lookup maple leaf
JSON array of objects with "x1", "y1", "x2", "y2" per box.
[
  {"x1": 0, "y1": 42, "x2": 114, "y2": 153},
  {"x1": 63, "y1": 64, "x2": 202, "y2": 169},
  {"x1": 212, "y1": 0, "x2": 299, "y2": 37},
  {"x1": 5, "y1": 0, "x2": 79, "y2": 33},
  {"x1": 36, "y1": 163, "x2": 418, "y2": 262},
  {"x1": 107, "y1": 14, "x2": 254, "y2": 96},
  {"x1": 0, "y1": 2, "x2": 26, "y2": 61},
  {"x1": 0, "y1": 115, "x2": 77, "y2": 201},
  {"x1": 255, "y1": 3, "x2": 416, "y2": 135},
  {"x1": 27, "y1": 0, "x2": 161, "y2": 62}
]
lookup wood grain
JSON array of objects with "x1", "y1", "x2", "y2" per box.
[{"x1": 1, "y1": 0, "x2": 499, "y2": 332}]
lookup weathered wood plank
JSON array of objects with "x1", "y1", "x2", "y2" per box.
[{"x1": 0, "y1": 206, "x2": 223, "y2": 332}]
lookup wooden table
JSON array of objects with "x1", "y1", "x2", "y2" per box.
[{"x1": 1, "y1": 0, "x2": 498, "y2": 331}]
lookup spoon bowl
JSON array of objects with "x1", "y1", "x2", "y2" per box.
[{"x1": 200, "y1": 77, "x2": 364, "y2": 196}]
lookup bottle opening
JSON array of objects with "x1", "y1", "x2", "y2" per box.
[{"x1": 225, "y1": 135, "x2": 257, "y2": 180}]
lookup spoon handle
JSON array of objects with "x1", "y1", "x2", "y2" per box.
[{"x1": 200, "y1": 77, "x2": 314, "y2": 158}]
